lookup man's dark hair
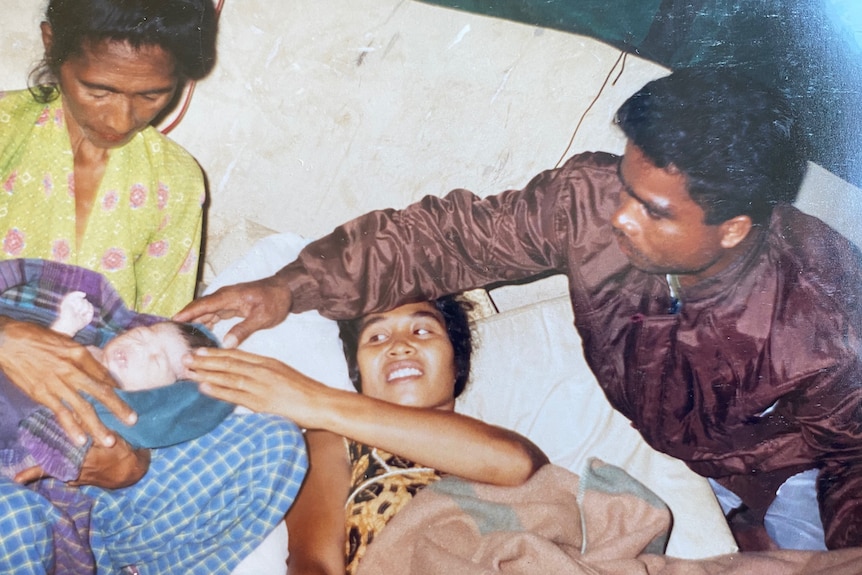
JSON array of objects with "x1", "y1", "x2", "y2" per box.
[
  {"x1": 30, "y1": 0, "x2": 217, "y2": 102},
  {"x1": 615, "y1": 66, "x2": 806, "y2": 225},
  {"x1": 338, "y1": 296, "x2": 473, "y2": 399}
]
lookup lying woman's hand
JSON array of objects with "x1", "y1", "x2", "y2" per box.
[
  {"x1": 185, "y1": 347, "x2": 334, "y2": 429},
  {"x1": 0, "y1": 317, "x2": 135, "y2": 447}
]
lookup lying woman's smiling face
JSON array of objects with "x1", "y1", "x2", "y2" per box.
[
  {"x1": 356, "y1": 302, "x2": 457, "y2": 410},
  {"x1": 102, "y1": 323, "x2": 189, "y2": 391}
]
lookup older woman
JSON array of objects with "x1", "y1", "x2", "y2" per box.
[
  {"x1": 0, "y1": 2, "x2": 305, "y2": 573},
  {"x1": 0, "y1": 0, "x2": 214, "y2": 447}
]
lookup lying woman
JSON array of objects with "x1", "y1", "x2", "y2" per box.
[{"x1": 186, "y1": 295, "x2": 550, "y2": 574}]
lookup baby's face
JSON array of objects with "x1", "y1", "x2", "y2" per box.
[{"x1": 101, "y1": 323, "x2": 190, "y2": 391}]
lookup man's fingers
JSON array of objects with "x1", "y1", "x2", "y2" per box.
[
  {"x1": 174, "y1": 277, "x2": 293, "y2": 345},
  {"x1": 194, "y1": 312, "x2": 219, "y2": 329},
  {"x1": 220, "y1": 329, "x2": 239, "y2": 349},
  {"x1": 173, "y1": 289, "x2": 237, "y2": 323}
]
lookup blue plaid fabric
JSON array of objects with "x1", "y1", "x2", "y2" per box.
[
  {"x1": 86, "y1": 413, "x2": 306, "y2": 574},
  {"x1": 0, "y1": 414, "x2": 306, "y2": 574},
  {"x1": 0, "y1": 478, "x2": 58, "y2": 574}
]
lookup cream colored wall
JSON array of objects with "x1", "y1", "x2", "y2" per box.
[
  {"x1": 0, "y1": 0, "x2": 668, "y2": 288},
  {"x1": 177, "y1": 0, "x2": 673, "y2": 285}
]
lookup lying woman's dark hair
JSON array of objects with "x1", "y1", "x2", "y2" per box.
[
  {"x1": 338, "y1": 296, "x2": 473, "y2": 398},
  {"x1": 30, "y1": 0, "x2": 218, "y2": 102}
]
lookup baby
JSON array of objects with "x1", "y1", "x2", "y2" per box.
[
  {"x1": 0, "y1": 292, "x2": 218, "y2": 481},
  {"x1": 52, "y1": 291, "x2": 217, "y2": 391}
]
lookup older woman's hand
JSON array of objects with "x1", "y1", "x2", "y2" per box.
[
  {"x1": 71, "y1": 438, "x2": 150, "y2": 489},
  {"x1": 14, "y1": 436, "x2": 150, "y2": 489},
  {"x1": 0, "y1": 317, "x2": 135, "y2": 447}
]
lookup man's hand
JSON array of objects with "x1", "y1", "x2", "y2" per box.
[
  {"x1": 14, "y1": 436, "x2": 150, "y2": 489},
  {"x1": 0, "y1": 317, "x2": 135, "y2": 447},
  {"x1": 174, "y1": 274, "x2": 293, "y2": 348}
]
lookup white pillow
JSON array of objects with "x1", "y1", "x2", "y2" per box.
[{"x1": 210, "y1": 233, "x2": 353, "y2": 575}]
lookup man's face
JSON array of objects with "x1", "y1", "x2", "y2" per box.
[
  {"x1": 612, "y1": 142, "x2": 730, "y2": 283},
  {"x1": 56, "y1": 37, "x2": 178, "y2": 149}
]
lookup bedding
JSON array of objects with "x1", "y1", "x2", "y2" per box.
[
  {"x1": 458, "y1": 292, "x2": 737, "y2": 558},
  {"x1": 356, "y1": 459, "x2": 671, "y2": 575},
  {"x1": 357, "y1": 459, "x2": 862, "y2": 575},
  {"x1": 346, "y1": 441, "x2": 445, "y2": 574},
  {"x1": 208, "y1": 231, "x2": 738, "y2": 573}
]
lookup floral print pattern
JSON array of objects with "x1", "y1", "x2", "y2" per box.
[
  {"x1": 52, "y1": 239, "x2": 70, "y2": 262},
  {"x1": 3, "y1": 228, "x2": 24, "y2": 256},
  {"x1": 129, "y1": 184, "x2": 147, "y2": 209}
]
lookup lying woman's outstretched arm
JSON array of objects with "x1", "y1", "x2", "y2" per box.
[{"x1": 187, "y1": 348, "x2": 548, "y2": 487}]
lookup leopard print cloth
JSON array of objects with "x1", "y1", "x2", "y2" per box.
[{"x1": 344, "y1": 440, "x2": 443, "y2": 574}]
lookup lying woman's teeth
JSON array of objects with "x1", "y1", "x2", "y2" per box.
[{"x1": 388, "y1": 367, "x2": 421, "y2": 381}]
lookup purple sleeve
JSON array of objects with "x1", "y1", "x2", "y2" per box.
[
  {"x1": 285, "y1": 152, "x2": 621, "y2": 319},
  {"x1": 17, "y1": 408, "x2": 90, "y2": 481}
]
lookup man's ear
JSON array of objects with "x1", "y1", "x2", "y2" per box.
[
  {"x1": 719, "y1": 215, "x2": 753, "y2": 249},
  {"x1": 40, "y1": 22, "x2": 53, "y2": 55}
]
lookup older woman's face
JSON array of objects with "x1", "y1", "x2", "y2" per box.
[{"x1": 56, "y1": 38, "x2": 178, "y2": 149}]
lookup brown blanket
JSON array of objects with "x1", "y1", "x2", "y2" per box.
[{"x1": 356, "y1": 459, "x2": 862, "y2": 575}]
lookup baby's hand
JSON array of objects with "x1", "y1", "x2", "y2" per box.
[{"x1": 52, "y1": 291, "x2": 95, "y2": 336}]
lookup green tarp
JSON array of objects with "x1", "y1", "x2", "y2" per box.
[{"x1": 417, "y1": 0, "x2": 664, "y2": 47}]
